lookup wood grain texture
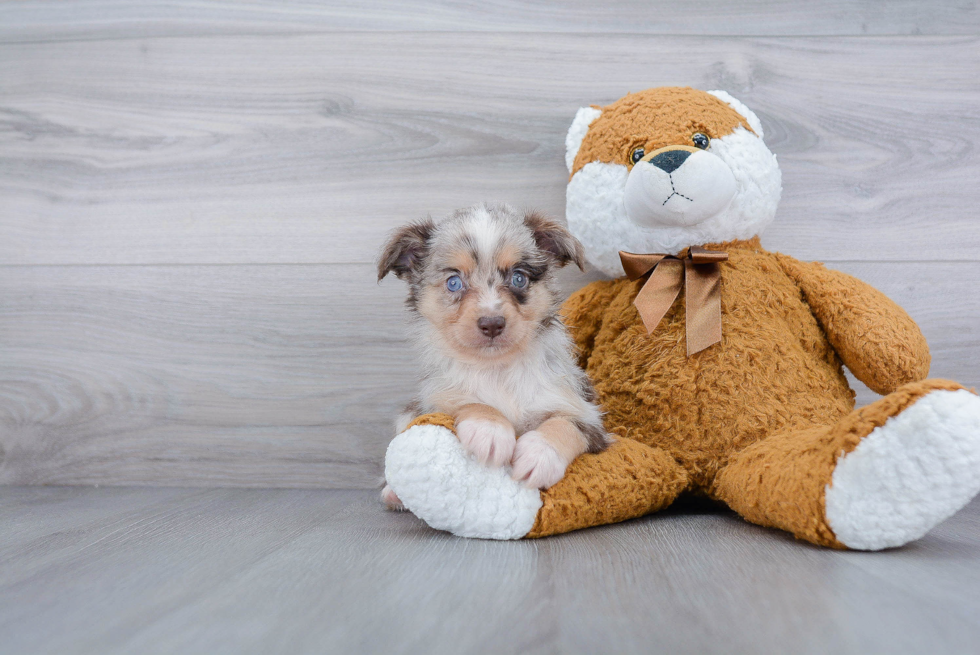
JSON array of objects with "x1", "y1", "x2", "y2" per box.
[
  {"x1": 0, "y1": 264, "x2": 414, "y2": 487},
  {"x1": 1, "y1": 487, "x2": 978, "y2": 654},
  {"x1": 2, "y1": 3, "x2": 979, "y2": 489},
  {"x1": 0, "y1": 261, "x2": 975, "y2": 488},
  {"x1": 1, "y1": 34, "x2": 979, "y2": 265},
  {"x1": 1, "y1": 0, "x2": 977, "y2": 41}
]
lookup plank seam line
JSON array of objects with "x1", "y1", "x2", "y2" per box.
[{"x1": 1, "y1": 33, "x2": 978, "y2": 47}]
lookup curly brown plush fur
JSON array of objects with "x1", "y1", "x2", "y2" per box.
[{"x1": 525, "y1": 237, "x2": 947, "y2": 545}]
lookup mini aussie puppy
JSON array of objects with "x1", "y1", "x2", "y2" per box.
[{"x1": 378, "y1": 203, "x2": 609, "y2": 509}]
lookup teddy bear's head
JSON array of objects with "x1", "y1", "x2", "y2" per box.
[{"x1": 565, "y1": 87, "x2": 782, "y2": 276}]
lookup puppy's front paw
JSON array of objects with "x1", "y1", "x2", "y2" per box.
[
  {"x1": 381, "y1": 484, "x2": 406, "y2": 511},
  {"x1": 511, "y1": 431, "x2": 568, "y2": 490},
  {"x1": 456, "y1": 418, "x2": 516, "y2": 467}
]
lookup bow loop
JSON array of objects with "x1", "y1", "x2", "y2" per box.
[
  {"x1": 618, "y1": 247, "x2": 727, "y2": 356},
  {"x1": 688, "y1": 246, "x2": 729, "y2": 264},
  {"x1": 619, "y1": 252, "x2": 668, "y2": 280}
]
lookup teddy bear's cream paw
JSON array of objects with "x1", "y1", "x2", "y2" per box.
[
  {"x1": 825, "y1": 389, "x2": 980, "y2": 550},
  {"x1": 511, "y1": 431, "x2": 568, "y2": 490},
  {"x1": 384, "y1": 423, "x2": 542, "y2": 539},
  {"x1": 455, "y1": 417, "x2": 516, "y2": 467}
]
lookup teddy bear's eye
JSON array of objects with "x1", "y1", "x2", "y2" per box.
[
  {"x1": 629, "y1": 147, "x2": 645, "y2": 164},
  {"x1": 692, "y1": 133, "x2": 710, "y2": 150}
]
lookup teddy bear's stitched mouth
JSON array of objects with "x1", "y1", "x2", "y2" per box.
[{"x1": 662, "y1": 173, "x2": 694, "y2": 206}]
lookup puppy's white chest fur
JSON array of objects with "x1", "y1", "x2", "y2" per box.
[{"x1": 419, "y1": 331, "x2": 589, "y2": 434}]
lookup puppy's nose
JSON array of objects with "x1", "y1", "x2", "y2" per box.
[
  {"x1": 648, "y1": 149, "x2": 691, "y2": 174},
  {"x1": 478, "y1": 315, "x2": 506, "y2": 338}
]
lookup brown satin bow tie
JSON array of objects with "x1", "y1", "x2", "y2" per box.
[{"x1": 619, "y1": 247, "x2": 729, "y2": 356}]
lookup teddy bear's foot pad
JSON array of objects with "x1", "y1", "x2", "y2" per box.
[
  {"x1": 826, "y1": 389, "x2": 980, "y2": 550},
  {"x1": 385, "y1": 424, "x2": 542, "y2": 539}
]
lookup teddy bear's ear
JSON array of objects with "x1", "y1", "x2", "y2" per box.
[
  {"x1": 523, "y1": 210, "x2": 586, "y2": 271},
  {"x1": 377, "y1": 218, "x2": 435, "y2": 281},
  {"x1": 565, "y1": 106, "x2": 603, "y2": 173},
  {"x1": 707, "y1": 90, "x2": 764, "y2": 139}
]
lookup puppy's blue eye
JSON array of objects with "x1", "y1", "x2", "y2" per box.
[
  {"x1": 511, "y1": 271, "x2": 528, "y2": 289},
  {"x1": 446, "y1": 275, "x2": 463, "y2": 292}
]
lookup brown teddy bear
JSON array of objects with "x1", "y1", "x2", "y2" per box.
[{"x1": 384, "y1": 87, "x2": 980, "y2": 549}]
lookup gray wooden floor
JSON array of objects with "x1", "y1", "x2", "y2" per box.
[{"x1": 1, "y1": 487, "x2": 978, "y2": 655}]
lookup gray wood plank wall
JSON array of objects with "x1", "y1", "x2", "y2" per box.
[{"x1": 1, "y1": 1, "x2": 978, "y2": 487}]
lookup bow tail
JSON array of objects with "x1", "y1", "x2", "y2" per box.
[
  {"x1": 684, "y1": 260, "x2": 724, "y2": 356},
  {"x1": 633, "y1": 259, "x2": 684, "y2": 334}
]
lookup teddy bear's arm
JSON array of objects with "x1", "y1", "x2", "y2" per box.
[
  {"x1": 775, "y1": 254, "x2": 930, "y2": 395},
  {"x1": 560, "y1": 279, "x2": 620, "y2": 369}
]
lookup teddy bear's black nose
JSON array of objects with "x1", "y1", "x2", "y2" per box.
[{"x1": 648, "y1": 149, "x2": 691, "y2": 174}]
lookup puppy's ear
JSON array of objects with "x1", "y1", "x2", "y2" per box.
[
  {"x1": 378, "y1": 218, "x2": 435, "y2": 281},
  {"x1": 523, "y1": 211, "x2": 586, "y2": 271}
]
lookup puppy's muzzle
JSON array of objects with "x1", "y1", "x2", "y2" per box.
[
  {"x1": 477, "y1": 315, "x2": 506, "y2": 339},
  {"x1": 624, "y1": 145, "x2": 737, "y2": 228}
]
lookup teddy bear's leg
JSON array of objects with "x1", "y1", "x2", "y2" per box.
[
  {"x1": 385, "y1": 413, "x2": 689, "y2": 539},
  {"x1": 526, "y1": 436, "x2": 690, "y2": 537},
  {"x1": 712, "y1": 380, "x2": 980, "y2": 550}
]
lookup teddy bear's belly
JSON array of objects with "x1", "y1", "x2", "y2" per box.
[{"x1": 587, "y1": 300, "x2": 855, "y2": 487}]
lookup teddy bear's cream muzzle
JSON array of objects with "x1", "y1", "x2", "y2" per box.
[{"x1": 624, "y1": 145, "x2": 737, "y2": 228}]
